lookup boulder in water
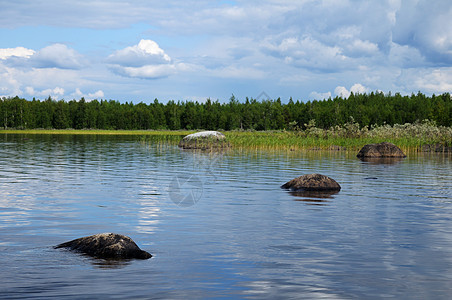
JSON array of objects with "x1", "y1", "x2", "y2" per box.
[
  {"x1": 281, "y1": 173, "x2": 341, "y2": 191},
  {"x1": 54, "y1": 233, "x2": 152, "y2": 260},
  {"x1": 178, "y1": 131, "x2": 230, "y2": 150},
  {"x1": 357, "y1": 142, "x2": 406, "y2": 158}
]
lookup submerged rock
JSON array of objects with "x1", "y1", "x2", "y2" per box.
[
  {"x1": 357, "y1": 142, "x2": 406, "y2": 158},
  {"x1": 178, "y1": 131, "x2": 230, "y2": 150},
  {"x1": 420, "y1": 143, "x2": 451, "y2": 153},
  {"x1": 55, "y1": 233, "x2": 152, "y2": 260},
  {"x1": 281, "y1": 173, "x2": 341, "y2": 191}
]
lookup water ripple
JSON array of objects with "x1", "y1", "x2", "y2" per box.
[{"x1": 0, "y1": 134, "x2": 451, "y2": 299}]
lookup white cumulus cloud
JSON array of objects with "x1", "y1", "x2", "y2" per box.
[
  {"x1": 25, "y1": 86, "x2": 65, "y2": 99},
  {"x1": 88, "y1": 90, "x2": 104, "y2": 99},
  {"x1": 1, "y1": 44, "x2": 85, "y2": 69},
  {"x1": 345, "y1": 39, "x2": 379, "y2": 57},
  {"x1": 350, "y1": 83, "x2": 368, "y2": 94},
  {"x1": 334, "y1": 86, "x2": 350, "y2": 98},
  {"x1": 396, "y1": 67, "x2": 452, "y2": 94},
  {"x1": 31, "y1": 44, "x2": 85, "y2": 69},
  {"x1": 392, "y1": 0, "x2": 452, "y2": 64},
  {"x1": 263, "y1": 36, "x2": 348, "y2": 72},
  {"x1": 309, "y1": 91, "x2": 332, "y2": 100},
  {"x1": 2, "y1": 1, "x2": 452, "y2": 101},
  {"x1": 73, "y1": 88, "x2": 104, "y2": 100},
  {"x1": 108, "y1": 39, "x2": 171, "y2": 67},
  {"x1": 416, "y1": 69, "x2": 452, "y2": 92},
  {"x1": 388, "y1": 42, "x2": 426, "y2": 68},
  {"x1": 0, "y1": 65, "x2": 23, "y2": 97},
  {"x1": 108, "y1": 39, "x2": 178, "y2": 79},
  {"x1": 112, "y1": 64, "x2": 176, "y2": 79},
  {"x1": 334, "y1": 83, "x2": 368, "y2": 98},
  {"x1": 0, "y1": 47, "x2": 35, "y2": 60}
]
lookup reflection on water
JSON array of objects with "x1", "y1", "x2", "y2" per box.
[
  {"x1": 358, "y1": 156, "x2": 405, "y2": 164},
  {"x1": 287, "y1": 189, "x2": 340, "y2": 199},
  {"x1": 285, "y1": 189, "x2": 339, "y2": 206},
  {"x1": 293, "y1": 198, "x2": 331, "y2": 206},
  {"x1": 55, "y1": 247, "x2": 134, "y2": 269},
  {"x1": 0, "y1": 133, "x2": 451, "y2": 299},
  {"x1": 89, "y1": 257, "x2": 133, "y2": 269}
]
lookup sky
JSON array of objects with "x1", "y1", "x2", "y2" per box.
[{"x1": 1, "y1": 0, "x2": 452, "y2": 103}]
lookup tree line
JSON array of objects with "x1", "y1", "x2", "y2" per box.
[{"x1": 0, "y1": 92, "x2": 450, "y2": 131}]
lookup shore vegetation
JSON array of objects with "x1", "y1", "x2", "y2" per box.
[
  {"x1": 1, "y1": 119, "x2": 450, "y2": 152},
  {"x1": 1, "y1": 92, "x2": 450, "y2": 151}
]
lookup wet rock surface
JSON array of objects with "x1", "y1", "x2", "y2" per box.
[
  {"x1": 281, "y1": 173, "x2": 341, "y2": 191},
  {"x1": 55, "y1": 233, "x2": 152, "y2": 260},
  {"x1": 357, "y1": 142, "x2": 406, "y2": 158},
  {"x1": 178, "y1": 131, "x2": 230, "y2": 150}
]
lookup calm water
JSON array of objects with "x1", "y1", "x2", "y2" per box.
[{"x1": 0, "y1": 134, "x2": 451, "y2": 299}]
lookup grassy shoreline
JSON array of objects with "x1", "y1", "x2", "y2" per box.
[{"x1": 1, "y1": 123, "x2": 450, "y2": 152}]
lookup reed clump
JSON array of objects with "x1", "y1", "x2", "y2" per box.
[{"x1": 226, "y1": 119, "x2": 451, "y2": 151}]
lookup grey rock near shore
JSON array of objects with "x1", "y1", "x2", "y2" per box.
[
  {"x1": 281, "y1": 173, "x2": 341, "y2": 191},
  {"x1": 357, "y1": 142, "x2": 406, "y2": 158},
  {"x1": 178, "y1": 131, "x2": 230, "y2": 150},
  {"x1": 55, "y1": 233, "x2": 152, "y2": 259}
]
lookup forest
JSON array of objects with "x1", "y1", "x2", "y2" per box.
[{"x1": 0, "y1": 92, "x2": 451, "y2": 131}]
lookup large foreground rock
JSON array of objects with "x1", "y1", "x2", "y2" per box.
[
  {"x1": 178, "y1": 131, "x2": 230, "y2": 150},
  {"x1": 281, "y1": 173, "x2": 341, "y2": 191},
  {"x1": 357, "y1": 142, "x2": 406, "y2": 158},
  {"x1": 55, "y1": 233, "x2": 152, "y2": 259}
]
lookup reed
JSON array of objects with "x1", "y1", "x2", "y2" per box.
[
  {"x1": 225, "y1": 120, "x2": 451, "y2": 151},
  {"x1": 1, "y1": 120, "x2": 450, "y2": 151}
]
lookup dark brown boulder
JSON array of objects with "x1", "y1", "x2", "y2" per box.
[
  {"x1": 281, "y1": 173, "x2": 341, "y2": 191},
  {"x1": 357, "y1": 142, "x2": 406, "y2": 158},
  {"x1": 55, "y1": 233, "x2": 152, "y2": 259}
]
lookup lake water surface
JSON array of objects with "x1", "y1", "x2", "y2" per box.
[{"x1": 1, "y1": 134, "x2": 451, "y2": 299}]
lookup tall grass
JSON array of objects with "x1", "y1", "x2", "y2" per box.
[
  {"x1": 1, "y1": 120, "x2": 450, "y2": 151},
  {"x1": 226, "y1": 119, "x2": 451, "y2": 151}
]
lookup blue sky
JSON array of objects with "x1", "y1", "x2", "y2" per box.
[{"x1": 1, "y1": 0, "x2": 451, "y2": 103}]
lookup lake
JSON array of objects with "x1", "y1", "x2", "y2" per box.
[{"x1": 1, "y1": 134, "x2": 451, "y2": 299}]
